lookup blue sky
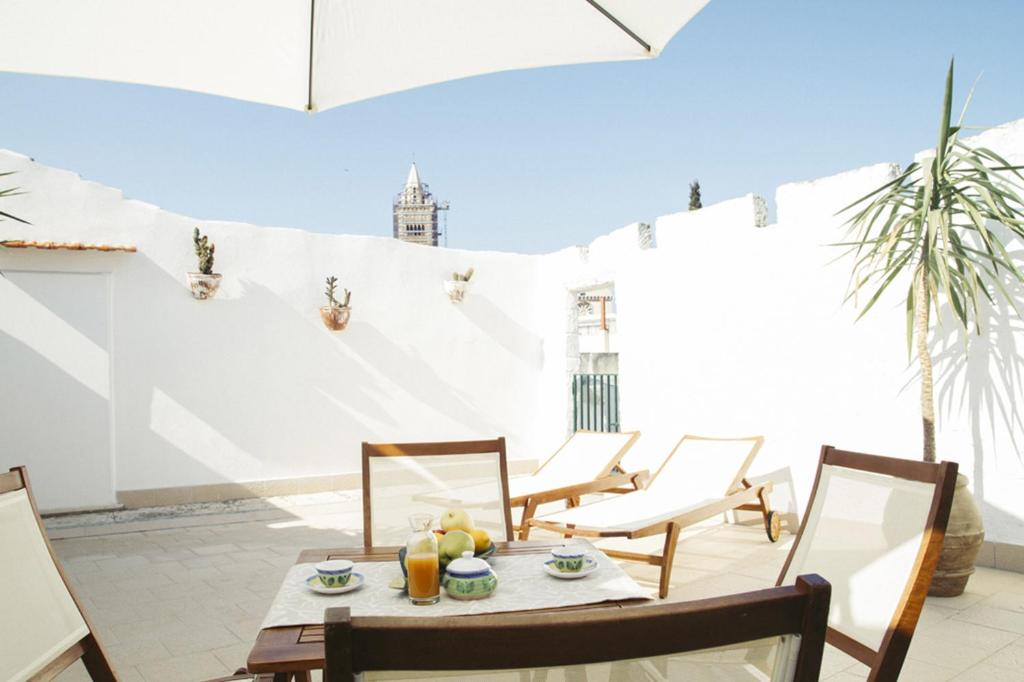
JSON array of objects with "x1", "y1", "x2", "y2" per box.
[{"x1": 2, "y1": 1, "x2": 1023, "y2": 254}]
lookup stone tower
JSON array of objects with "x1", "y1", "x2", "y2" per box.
[{"x1": 393, "y1": 163, "x2": 447, "y2": 246}]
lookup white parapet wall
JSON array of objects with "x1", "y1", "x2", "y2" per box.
[
  {"x1": 3, "y1": 118, "x2": 1024, "y2": 549},
  {"x1": 0, "y1": 150, "x2": 555, "y2": 510}
]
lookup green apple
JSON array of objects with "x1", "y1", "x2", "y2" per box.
[
  {"x1": 440, "y1": 508, "x2": 474, "y2": 532},
  {"x1": 438, "y1": 530, "x2": 475, "y2": 568}
]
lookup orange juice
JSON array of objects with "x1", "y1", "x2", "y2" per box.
[{"x1": 407, "y1": 552, "x2": 440, "y2": 604}]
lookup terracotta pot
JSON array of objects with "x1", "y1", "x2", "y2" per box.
[
  {"x1": 929, "y1": 473, "x2": 985, "y2": 597},
  {"x1": 187, "y1": 272, "x2": 222, "y2": 300},
  {"x1": 320, "y1": 305, "x2": 351, "y2": 331},
  {"x1": 444, "y1": 279, "x2": 468, "y2": 303}
]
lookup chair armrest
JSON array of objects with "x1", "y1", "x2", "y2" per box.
[
  {"x1": 599, "y1": 469, "x2": 650, "y2": 494},
  {"x1": 532, "y1": 469, "x2": 651, "y2": 502}
]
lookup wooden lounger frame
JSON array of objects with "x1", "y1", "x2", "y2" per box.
[
  {"x1": 323, "y1": 574, "x2": 832, "y2": 681},
  {"x1": 361, "y1": 438, "x2": 515, "y2": 548},
  {"x1": 776, "y1": 446, "x2": 958, "y2": 682},
  {"x1": 528, "y1": 434, "x2": 778, "y2": 598}
]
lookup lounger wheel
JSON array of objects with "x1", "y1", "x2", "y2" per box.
[{"x1": 765, "y1": 511, "x2": 782, "y2": 542}]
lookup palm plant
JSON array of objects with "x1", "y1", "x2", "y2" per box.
[
  {"x1": 840, "y1": 59, "x2": 1024, "y2": 462},
  {"x1": 0, "y1": 171, "x2": 30, "y2": 226}
]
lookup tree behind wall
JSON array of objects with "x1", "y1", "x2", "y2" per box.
[{"x1": 689, "y1": 180, "x2": 702, "y2": 210}]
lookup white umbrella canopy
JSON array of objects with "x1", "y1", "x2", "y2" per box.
[{"x1": 0, "y1": 0, "x2": 709, "y2": 113}]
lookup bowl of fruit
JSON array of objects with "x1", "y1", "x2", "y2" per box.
[{"x1": 398, "y1": 508, "x2": 495, "y2": 578}]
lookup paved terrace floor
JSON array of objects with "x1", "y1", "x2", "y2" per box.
[{"x1": 46, "y1": 492, "x2": 1024, "y2": 682}]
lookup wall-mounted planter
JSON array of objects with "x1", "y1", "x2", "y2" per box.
[
  {"x1": 187, "y1": 272, "x2": 222, "y2": 300},
  {"x1": 444, "y1": 279, "x2": 468, "y2": 303},
  {"x1": 320, "y1": 305, "x2": 351, "y2": 331}
]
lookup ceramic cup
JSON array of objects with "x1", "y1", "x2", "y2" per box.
[
  {"x1": 315, "y1": 559, "x2": 354, "y2": 587},
  {"x1": 550, "y1": 546, "x2": 587, "y2": 573}
]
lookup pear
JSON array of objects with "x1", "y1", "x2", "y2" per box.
[
  {"x1": 438, "y1": 530, "x2": 475, "y2": 568},
  {"x1": 440, "y1": 508, "x2": 474, "y2": 532}
]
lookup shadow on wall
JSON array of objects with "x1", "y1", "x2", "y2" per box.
[
  {"x1": 117, "y1": 253, "x2": 513, "y2": 491},
  {"x1": 455, "y1": 294, "x2": 544, "y2": 369},
  {"x1": 932, "y1": 241, "x2": 1024, "y2": 525}
]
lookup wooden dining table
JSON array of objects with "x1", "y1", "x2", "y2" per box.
[{"x1": 245, "y1": 540, "x2": 648, "y2": 681}]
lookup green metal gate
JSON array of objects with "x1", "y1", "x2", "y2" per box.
[{"x1": 572, "y1": 374, "x2": 620, "y2": 432}]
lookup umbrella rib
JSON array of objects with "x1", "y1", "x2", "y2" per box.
[
  {"x1": 306, "y1": 0, "x2": 316, "y2": 112},
  {"x1": 582, "y1": 0, "x2": 651, "y2": 53}
]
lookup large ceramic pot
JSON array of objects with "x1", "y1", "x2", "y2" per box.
[
  {"x1": 929, "y1": 474, "x2": 985, "y2": 597},
  {"x1": 320, "y1": 305, "x2": 351, "y2": 331},
  {"x1": 187, "y1": 272, "x2": 222, "y2": 300}
]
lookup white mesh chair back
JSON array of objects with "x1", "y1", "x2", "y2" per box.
[
  {"x1": 362, "y1": 439, "x2": 513, "y2": 547},
  {"x1": 646, "y1": 435, "x2": 764, "y2": 501},
  {"x1": 0, "y1": 475, "x2": 92, "y2": 681},
  {"x1": 531, "y1": 430, "x2": 639, "y2": 486},
  {"x1": 324, "y1": 575, "x2": 832, "y2": 682},
  {"x1": 778, "y1": 446, "x2": 956, "y2": 680}
]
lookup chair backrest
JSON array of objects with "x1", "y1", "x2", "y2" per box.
[
  {"x1": 324, "y1": 574, "x2": 831, "y2": 681},
  {"x1": 531, "y1": 430, "x2": 640, "y2": 484},
  {"x1": 777, "y1": 446, "x2": 957, "y2": 681},
  {"x1": 362, "y1": 438, "x2": 514, "y2": 548},
  {"x1": 645, "y1": 434, "x2": 764, "y2": 499},
  {"x1": 0, "y1": 467, "x2": 116, "y2": 682}
]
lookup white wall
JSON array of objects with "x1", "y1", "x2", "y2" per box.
[
  {"x1": 536, "y1": 121, "x2": 1024, "y2": 545},
  {"x1": 0, "y1": 151, "x2": 554, "y2": 508},
  {"x1": 3, "y1": 118, "x2": 1024, "y2": 546}
]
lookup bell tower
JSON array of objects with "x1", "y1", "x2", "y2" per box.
[{"x1": 393, "y1": 163, "x2": 448, "y2": 246}]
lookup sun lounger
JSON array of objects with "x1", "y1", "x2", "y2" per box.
[{"x1": 528, "y1": 434, "x2": 780, "y2": 598}]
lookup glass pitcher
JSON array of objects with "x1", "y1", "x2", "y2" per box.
[{"x1": 405, "y1": 513, "x2": 440, "y2": 605}]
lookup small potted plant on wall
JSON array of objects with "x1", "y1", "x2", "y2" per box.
[
  {"x1": 187, "y1": 227, "x2": 222, "y2": 299},
  {"x1": 444, "y1": 267, "x2": 474, "y2": 303},
  {"x1": 320, "y1": 275, "x2": 352, "y2": 330}
]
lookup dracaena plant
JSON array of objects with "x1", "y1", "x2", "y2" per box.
[
  {"x1": 840, "y1": 59, "x2": 1024, "y2": 462},
  {"x1": 0, "y1": 171, "x2": 30, "y2": 228}
]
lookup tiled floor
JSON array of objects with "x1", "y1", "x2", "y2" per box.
[{"x1": 47, "y1": 493, "x2": 1024, "y2": 681}]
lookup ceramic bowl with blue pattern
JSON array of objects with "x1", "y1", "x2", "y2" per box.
[
  {"x1": 550, "y1": 545, "x2": 587, "y2": 573},
  {"x1": 315, "y1": 559, "x2": 354, "y2": 587}
]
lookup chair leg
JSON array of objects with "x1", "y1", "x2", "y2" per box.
[
  {"x1": 658, "y1": 522, "x2": 681, "y2": 599},
  {"x1": 564, "y1": 523, "x2": 576, "y2": 540},
  {"x1": 519, "y1": 499, "x2": 538, "y2": 540}
]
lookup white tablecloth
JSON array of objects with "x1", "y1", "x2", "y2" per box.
[{"x1": 261, "y1": 541, "x2": 651, "y2": 628}]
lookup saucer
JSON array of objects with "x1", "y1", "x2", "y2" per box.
[
  {"x1": 305, "y1": 572, "x2": 364, "y2": 595},
  {"x1": 543, "y1": 557, "x2": 598, "y2": 579}
]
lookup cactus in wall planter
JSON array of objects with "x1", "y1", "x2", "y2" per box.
[
  {"x1": 320, "y1": 275, "x2": 352, "y2": 330},
  {"x1": 444, "y1": 267, "x2": 474, "y2": 303},
  {"x1": 186, "y1": 227, "x2": 222, "y2": 299}
]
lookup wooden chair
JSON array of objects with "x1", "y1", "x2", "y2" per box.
[
  {"x1": 414, "y1": 430, "x2": 644, "y2": 537},
  {"x1": 362, "y1": 438, "x2": 514, "y2": 547},
  {"x1": 0, "y1": 466, "x2": 262, "y2": 681},
  {"x1": 323, "y1": 574, "x2": 831, "y2": 681},
  {"x1": 528, "y1": 434, "x2": 779, "y2": 598},
  {"x1": 776, "y1": 446, "x2": 958, "y2": 681}
]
